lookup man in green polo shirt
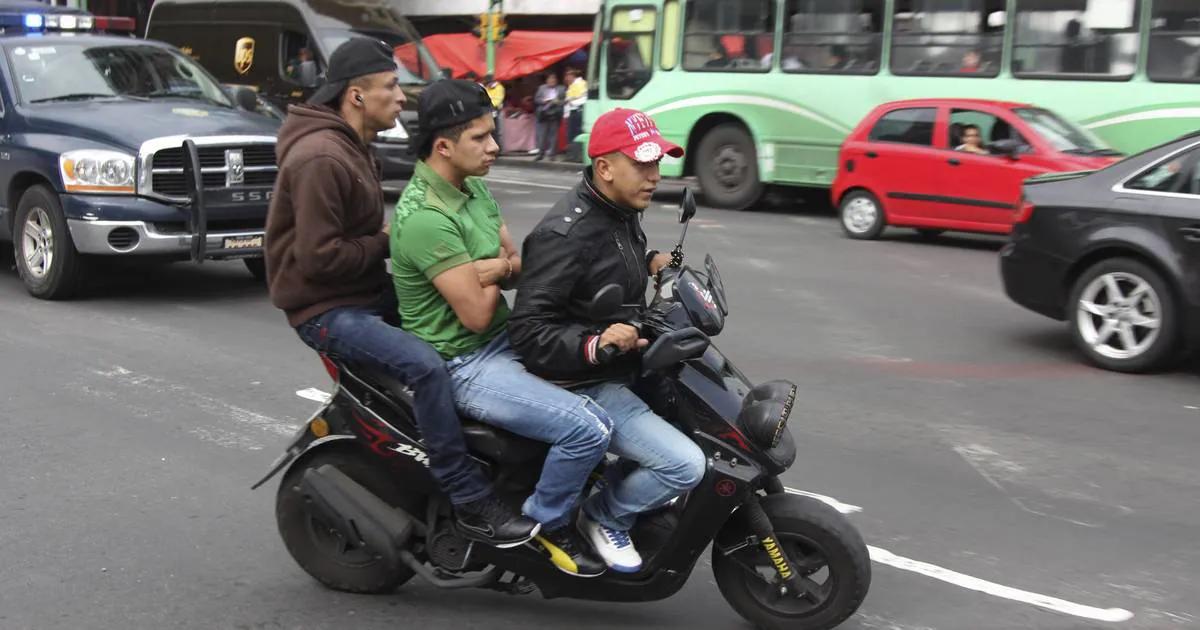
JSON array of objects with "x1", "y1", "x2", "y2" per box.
[{"x1": 390, "y1": 80, "x2": 609, "y2": 578}]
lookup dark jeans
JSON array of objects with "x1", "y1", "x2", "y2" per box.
[
  {"x1": 492, "y1": 111, "x2": 504, "y2": 154},
  {"x1": 567, "y1": 109, "x2": 583, "y2": 146},
  {"x1": 295, "y1": 300, "x2": 492, "y2": 506},
  {"x1": 536, "y1": 118, "x2": 560, "y2": 157}
]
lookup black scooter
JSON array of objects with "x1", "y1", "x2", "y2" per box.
[{"x1": 252, "y1": 190, "x2": 871, "y2": 630}]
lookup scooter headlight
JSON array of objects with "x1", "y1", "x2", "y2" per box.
[{"x1": 737, "y1": 380, "x2": 797, "y2": 449}]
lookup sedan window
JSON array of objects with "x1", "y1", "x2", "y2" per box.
[
  {"x1": 1125, "y1": 151, "x2": 1195, "y2": 193},
  {"x1": 867, "y1": 107, "x2": 936, "y2": 146}
]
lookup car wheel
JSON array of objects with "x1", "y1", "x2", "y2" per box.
[
  {"x1": 1068, "y1": 257, "x2": 1179, "y2": 373},
  {"x1": 696, "y1": 123, "x2": 764, "y2": 211},
  {"x1": 839, "y1": 190, "x2": 885, "y2": 240},
  {"x1": 13, "y1": 185, "x2": 87, "y2": 300}
]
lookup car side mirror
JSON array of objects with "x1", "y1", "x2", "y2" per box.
[
  {"x1": 588, "y1": 284, "x2": 624, "y2": 320},
  {"x1": 989, "y1": 139, "x2": 1021, "y2": 159}
]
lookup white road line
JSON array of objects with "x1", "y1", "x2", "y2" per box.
[
  {"x1": 485, "y1": 176, "x2": 574, "y2": 191},
  {"x1": 784, "y1": 487, "x2": 863, "y2": 513},
  {"x1": 289, "y1": 389, "x2": 1134, "y2": 623},
  {"x1": 868, "y1": 547, "x2": 1134, "y2": 623}
]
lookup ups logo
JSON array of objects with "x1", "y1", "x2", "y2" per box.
[{"x1": 234, "y1": 37, "x2": 255, "y2": 75}]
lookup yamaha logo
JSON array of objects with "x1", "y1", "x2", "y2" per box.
[{"x1": 226, "y1": 149, "x2": 245, "y2": 186}]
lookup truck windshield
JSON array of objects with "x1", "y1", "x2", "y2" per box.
[{"x1": 8, "y1": 43, "x2": 233, "y2": 107}]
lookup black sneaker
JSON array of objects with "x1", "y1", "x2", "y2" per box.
[
  {"x1": 454, "y1": 495, "x2": 541, "y2": 549},
  {"x1": 533, "y1": 526, "x2": 607, "y2": 577}
]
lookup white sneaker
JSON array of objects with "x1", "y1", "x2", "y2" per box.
[{"x1": 578, "y1": 514, "x2": 642, "y2": 573}]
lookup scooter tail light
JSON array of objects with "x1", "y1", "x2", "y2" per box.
[
  {"x1": 319, "y1": 354, "x2": 340, "y2": 383},
  {"x1": 1015, "y1": 198, "x2": 1035, "y2": 223}
]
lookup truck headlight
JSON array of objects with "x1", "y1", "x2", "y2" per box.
[{"x1": 59, "y1": 150, "x2": 135, "y2": 194}]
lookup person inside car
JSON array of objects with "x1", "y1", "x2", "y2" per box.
[
  {"x1": 390, "y1": 79, "x2": 613, "y2": 578},
  {"x1": 956, "y1": 124, "x2": 988, "y2": 155},
  {"x1": 264, "y1": 39, "x2": 536, "y2": 550},
  {"x1": 508, "y1": 108, "x2": 707, "y2": 574}
]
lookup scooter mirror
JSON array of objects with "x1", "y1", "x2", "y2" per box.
[
  {"x1": 588, "y1": 284, "x2": 624, "y2": 320},
  {"x1": 679, "y1": 188, "x2": 697, "y2": 224},
  {"x1": 231, "y1": 85, "x2": 259, "y2": 113}
]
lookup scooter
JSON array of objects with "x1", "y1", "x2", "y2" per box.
[{"x1": 252, "y1": 189, "x2": 872, "y2": 630}]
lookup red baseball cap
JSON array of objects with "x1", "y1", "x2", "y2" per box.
[{"x1": 588, "y1": 108, "x2": 683, "y2": 163}]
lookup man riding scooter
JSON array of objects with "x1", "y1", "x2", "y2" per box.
[
  {"x1": 508, "y1": 108, "x2": 707, "y2": 573},
  {"x1": 390, "y1": 80, "x2": 614, "y2": 577}
]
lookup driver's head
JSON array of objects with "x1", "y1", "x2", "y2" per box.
[
  {"x1": 588, "y1": 109, "x2": 683, "y2": 210},
  {"x1": 308, "y1": 38, "x2": 406, "y2": 132},
  {"x1": 415, "y1": 79, "x2": 499, "y2": 178}
]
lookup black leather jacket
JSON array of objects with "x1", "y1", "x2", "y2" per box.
[{"x1": 509, "y1": 170, "x2": 657, "y2": 385}]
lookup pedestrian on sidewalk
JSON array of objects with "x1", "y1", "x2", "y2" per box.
[
  {"x1": 564, "y1": 68, "x2": 588, "y2": 149},
  {"x1": 534, "y1": 72, "x2": 565, "y2": 161},
  {"x1": 484, "y1": 73, "x2": 506, "y2": 153}
]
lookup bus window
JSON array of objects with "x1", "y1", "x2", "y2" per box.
[
  {"x1": 660, "y1": 0, "x2": 680, "y2": 70},
  {"x1": 891, "y1": 0, "x2": 1005, "y2": 77},
  {"x1": 782, "y1": 0, "x2": 882, "y2": 75},
  {"x1": 1148, "y1": 0, "x2": 1200, "y2": 83},
  {"x1": 607, "y1": 6, "x2": 657, "y2": 100},
  {"x1": 682, "y1": 0, "x2": 776, "y2": 72},
  {"x1": 1013, "y1": 0, "x2": 1140, "y2": 79}
]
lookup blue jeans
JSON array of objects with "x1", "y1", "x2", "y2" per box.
[
  {"x1": 576, "y1": 382, "x2": 707, "y2": 531},
  {"x1": 447, "y1": 332, "x2": 612, "y2": 530},
  {"x1": 295, "y1": 301, "x2": 493, "y2": 506}
]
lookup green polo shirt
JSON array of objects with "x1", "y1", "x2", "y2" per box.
[{"x1": 391, "y1": 160, "x2": 508, "y2": 359}]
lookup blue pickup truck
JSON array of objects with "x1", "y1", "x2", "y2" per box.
[{"x1": 0, "y1": 27, "x2": 280, "y2": 298}]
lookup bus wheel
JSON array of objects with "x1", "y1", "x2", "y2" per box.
[{"x1": 696, "y1": 124, "x2": 763, "y2": 211}]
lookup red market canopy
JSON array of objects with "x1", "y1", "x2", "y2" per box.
[{"x1": 396, "y1": 31, "x2": 592, "y2": 81}]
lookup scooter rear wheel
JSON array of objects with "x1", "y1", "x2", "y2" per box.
[
  {"x1": 275, "y1": 447, "x2": 421, "y2": 593},
  {"x1": 713, "y1": 494, "x2": 871, "y2": 630}
]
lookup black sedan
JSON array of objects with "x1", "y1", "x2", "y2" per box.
[{"x1": 1000, "y1": 133, "x2": 1200, "y2": 373}]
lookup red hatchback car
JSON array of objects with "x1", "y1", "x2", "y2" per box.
[{"x1": 831, "y1": 99, "x2": 1123, "y2": 240}]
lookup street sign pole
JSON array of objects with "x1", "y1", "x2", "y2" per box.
[{"x1": 485, "y1": 0, "x2": 502, "y2": 77}]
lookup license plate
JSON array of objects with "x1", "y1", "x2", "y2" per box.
[{"x1": 223, "y1": 235, "x2": 263, "y2": 250}]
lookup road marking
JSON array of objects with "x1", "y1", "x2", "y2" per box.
[
  {"x1": 485, "y1": 176, "x2": 573, "y2": 191},
  {"x1": 784, "y1": 487, "x2": 863, "y2": 513},
  {"x1": 297, "y1": 388, "x2": 332, "y2": 403},
  {"x1": 868, "y1": 547, "x2": 1133, "y2": 623},
  {"x1": 291, "y1": 389, "x2": 1134, "y2": 623}
]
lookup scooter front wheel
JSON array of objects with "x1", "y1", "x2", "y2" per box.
[
  {"x1": 276, "y1": 447, "x2": 421, "y2": 593},
  {"x1": 712, "y1": 494, "x2": 871, "y2": 630}
]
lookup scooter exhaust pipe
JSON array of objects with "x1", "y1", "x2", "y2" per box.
[{"x1": 298, "y1": 464, "x2": 416, "y2": 566}]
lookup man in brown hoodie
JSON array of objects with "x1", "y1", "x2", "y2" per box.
[{"x1": 264, "y1": 38, "x2": 538, "y2": 548}]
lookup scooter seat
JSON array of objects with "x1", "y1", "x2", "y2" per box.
[
  {"x1": 460, "y1": 420, "x2": 550, "y2": 464},
  {"x1": 347, "y1": 363, "x2": 548, "y2": 464}
]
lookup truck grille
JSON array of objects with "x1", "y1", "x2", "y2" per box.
[{"x1": 147, "y1": 141, "x2": 277, "y2": 199}]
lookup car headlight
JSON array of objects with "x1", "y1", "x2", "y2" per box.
[
  {"x1": 376, "y1": 117, "x2": 409, "y2": 142},
  {"x1": 59, "y1": 150, "x2": 135, "y2": 194}
]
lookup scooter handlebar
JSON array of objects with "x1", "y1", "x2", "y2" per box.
[{"x1": 596, "y1": 343, "x2": 622, "y2": 365}]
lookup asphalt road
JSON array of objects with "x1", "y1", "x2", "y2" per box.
[{"x1": 2, "y1": 164, "x2": 1198, "y2": 630}]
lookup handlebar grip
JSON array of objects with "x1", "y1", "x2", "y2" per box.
[{"x1": 597, "y1": 344, "x2": 621, "y2": 365}]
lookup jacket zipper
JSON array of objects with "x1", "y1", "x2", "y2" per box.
[{"x1": 612, "y1": 230, "x2": 640, "y2": 297}]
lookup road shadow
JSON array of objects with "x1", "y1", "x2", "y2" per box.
[
  {"x1": 883, "y1": 231, "x2": 1007, "y2": 252},
  {"x1": 653, "y1": 185, "x2": 836, "y2": 218},
  {"x1": 0, "y1": 253, "x2": 267, "y2": 304}
]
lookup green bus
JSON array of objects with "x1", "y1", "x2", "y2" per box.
[{"x1": 583, "y1": 0, "x2": 1200, "y2": 209}]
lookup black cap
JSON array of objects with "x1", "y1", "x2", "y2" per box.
[
  {"x1": 308, "y1": 38, "x2": 398, "y2": 106},
  {"x1": 413, "y1": 79, "x2": 494, "y2": 155}
]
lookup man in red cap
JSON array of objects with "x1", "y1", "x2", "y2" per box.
[{"x1": 508, "y1": 108, "x2": 706, "y2": 574}]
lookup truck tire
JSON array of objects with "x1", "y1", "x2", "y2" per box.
[{"x1": 13, "y1": 185, "x2": 88, "y2": 299}]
